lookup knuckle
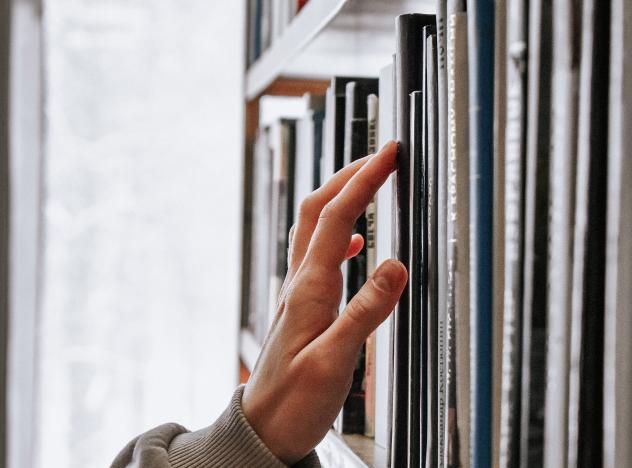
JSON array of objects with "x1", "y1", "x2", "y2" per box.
[
  {"x1": 319, "y1": 200, "x2": 353, "y2": 225},
  {"x1": 298, "y1": 194, "x2": 320, "y2": 221},
  {"x1": 286, "y1": 268, "x2": 342, "y2": 311},
  {"x1": 292, "y1": 351, "x2": 337, "y2": 382}
]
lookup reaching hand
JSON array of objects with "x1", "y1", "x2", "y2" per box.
[{"x1": 241, "y1": 140, "x2": 407, "y2": 465}]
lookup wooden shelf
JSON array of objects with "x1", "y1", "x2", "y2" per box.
[
  {"x1": 239, "y1": 328, "x2": 387, "y2": 468},
  {"x1": 246, "y1": 0, "x2": 434, "y2": 100}
]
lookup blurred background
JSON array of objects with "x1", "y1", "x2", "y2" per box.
[{"x1": 1, "y1": 1, "x2": 246, "y2": 467}]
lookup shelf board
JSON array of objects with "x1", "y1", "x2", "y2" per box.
[
  {"x1": 246, "y1": 0, "x2": 434, "y2": 100},
  {"x1": 239, "y1": 328, "x2": 385, "y2": 467},
  {"x1": 239, "y1": 328, "x2": 261, "y2": 373}
]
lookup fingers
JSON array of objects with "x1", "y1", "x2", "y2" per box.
[
  {"x1": 344, "y1": 234, "x2": 364, "y2": 260},
  {"x1": 303, "y1": 140, "x2": 398, "y2": 271},
  {"x1": 288, "y1": 155, "x2": 372, "y2": 274},
  {"x1": 308, "y1": 260, "x2": 407, "y2": 366}
]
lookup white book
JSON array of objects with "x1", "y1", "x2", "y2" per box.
[
  {"x1": 293, "y1": 93, "x2": 324, "y2": 223},
  {"x1": 543, "y1": 1, "x2": 580, "y2": 467},
  {"x1": 373, "y1": 62, "x2": 395, "y2": 466}
]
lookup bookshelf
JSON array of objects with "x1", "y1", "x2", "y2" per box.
[
  {"x1": 240, "y1": 4, "x2": 436, "y2": 466},
  {"x1": 246, "y1": 0, "x2": 433, "y2": 99},
  {"x1": 238, "y1": 0, "x2": 632, "y2": 466}
]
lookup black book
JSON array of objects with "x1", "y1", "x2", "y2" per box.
[
  {"x1": 341, "y1": 79, "x2": 377, "y2": 435},
  {"x1": 408, "y1": 90, "x2": 425, "y2": 468},
  {"x1": 425, "y1": 31, "x2": 439, "y2": 468},
  {"x1": 312, "y1": 109, "x2": 325, "y2": 190},
  {"x1": 499, "y1": 0, "x2": 528, "y2": 465},
  {"x1": 566, "y1": 0, "x2": 609, "y2": 466},
  {"x1": 518, "y1": 0, "x2": 551, "y2": 466},
  {"x1": 392, "y1": 14, "x2": 435, "y2": 468}
]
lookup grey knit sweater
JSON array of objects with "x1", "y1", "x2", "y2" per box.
[{"x1": 111, "y1": 386, "x2": 320, "y2": 468}]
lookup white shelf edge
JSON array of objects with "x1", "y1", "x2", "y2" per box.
[
  {"x1": 246, "y1": 0, "x2": 347, "y2": 100},
  {"x1": 317, "y1": 431, "x2": 370, "y2": 468},
  {"x1": 239, "y1": 329, "x2": 262, "y2": 372}
]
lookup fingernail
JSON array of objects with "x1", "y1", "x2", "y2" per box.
[
  {"x1": 373, "y1": 260, "x2": 406, "y2": 293},
  {"x1": 378, "y1": 140, "x2": 397, "y2": 155}
]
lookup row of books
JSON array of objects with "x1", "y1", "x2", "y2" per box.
[
  {"x1": 241, "y1": 0, "x2": 632, "y2": 466},
  {"x1": 246, "y1": 0, "x2": 310, "y2": 66}
]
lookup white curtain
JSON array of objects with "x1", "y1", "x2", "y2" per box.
[{"x1": 36, "y1": 2, "x2": 244, "y2": 467}]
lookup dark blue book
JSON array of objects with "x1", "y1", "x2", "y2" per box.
[{"x1": 466, "y1": 0, "x2": 495, "y2": 467}]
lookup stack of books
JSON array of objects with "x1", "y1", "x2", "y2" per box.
[
  {"x1": 246, "y1": 0, "x2": 311, "y2": 66},
  {"x1": 242, "y1": 1, "x2": 632, "y2": 466}
]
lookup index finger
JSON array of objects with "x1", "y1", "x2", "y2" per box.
[{"x1": 302, "y1": 140, "x2": 398, "y2": 271}]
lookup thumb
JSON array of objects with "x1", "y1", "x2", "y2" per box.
[{"x1": 320, "y1": 259, "x2": 407, "y2": 366}]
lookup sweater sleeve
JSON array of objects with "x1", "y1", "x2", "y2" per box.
[{"x1": 110, "y1": 385, "x2": 321, "y2": 468}]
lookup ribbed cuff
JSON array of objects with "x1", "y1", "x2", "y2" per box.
[{"x1": 168, "y1": 385, "x2": 320, "y2": 468}]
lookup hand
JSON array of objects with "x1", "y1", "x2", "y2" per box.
[{"x1": 241, "y1": 140, "x2": 408, "y2": 465}]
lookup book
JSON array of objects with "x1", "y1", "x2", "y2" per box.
[
  {"x1": 293, "y1": 93, "x2": 325, "y2": 222},
  {"x1": 566, "y1": 1, "x2": 609, "y2": 467},
  {"x1": 375, "y1": 62, "x2": 396, "y2": 467},
  {"x1": 267, "y1": 119, "x2": 297, "y2": 332},
  {"x1": 603, "y1": 1, "x2": 632, "y2": 466},
  {"x1": 365, "y1": 92, "x2": 379, "y2": 439},
  {"x1": 392, "y1": 13, "x2": 436, "y2": 468},
  {"x1": 248, "y1": 127, "x2": 273, "y2": 344},
  {"x1": 435, "y1": 3, "x2": 449, "y2": 466},
  {"x1": 543, "y1": 1, "x2": 581, "y2": 466},
  {"x1": 492, "y1": 1, "x2": 507, "y2": 466},
  {"x1": 341, "y1": 79, "x2": 377, "y2": 435},
  {"x1": 518, "y1": 0, "x2": 551, "y2": 466},
  {"x1": 425, "y1": 31, "x2": 439, "y2": 468},
  {"x1": 498, "y1": 0, "x2": 527, "y2": 466},
  {"x1": 445, "y1": 6, "x2": 469, "y2": 468},
  {"x1": 408, "y1": 90, "x2": 424, "y2": 468},
  {"x1": 466, "y1": 1, "x2": 495, "y2": 467}
]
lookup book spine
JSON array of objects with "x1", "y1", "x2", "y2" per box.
[
  {"x1": 425, "y1": 32, "x2": 440, "y2": 468},
  {"x1": 445, "y1": 11, "x2": 467, "y2": 468},
  {"x1": 492, "y1": 1, "x2": 507, "y2": 466},
  {"x1": 364, "y1": 93, "x2": 379, "y2": 438},
  {"x1": 518, "y1": 0, "x2": 551, "y2": 466},
  {"x1": 566, "y1": 1, "x2": 609, "y2": 466},
  {"x1": 341, "y1": 82, "x2": 369, "y2": 435},
  {"x1": 543, "y1": 1, "x2": 581, "y2": 466},
  {"x1": 498, "y1": 0, "x2": 527, "y2": 466},
  {"x1": 375, "y1": 63, "x2": 395, "y2": 467},
  {"x1": 435, "y1": 3, "x2": 449, "y2": 467},
  {"x1": 467, "y1": 1, "x2": 495, "y2": 467},
  {"x1": 454, "y1": 10, "x2": 472, "y2": 468},
  {"x1": 408, "y1": 90, "x2": 424, "y2": 468},
  {"x1": 603, "y1": 2, "x2": 632, "y2": 466},
  {"x1": 392, "y1": 14, "x2": 435, "y2": 467}
]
